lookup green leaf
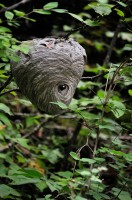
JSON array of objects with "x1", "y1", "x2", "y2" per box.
[
  {"x1": 0, "y1": 184, "x2": 20, "y2": 198},
  {"x1": 74, "y1": 196, "x2": 87, "y2": 200},
  {"x1": 0, "y1": 113, "x2": 12, "y2": 127},
  {"x1": 10, "y1": 175, "x2": 40, "y2": 185},
  {"x1": 0, "y1": 26, "x2": 11, "y2": 33},
  {"x1": 43, "y1": 2, "x2": 58, "y2": 10},
  {"x1": 57, "y1": 171, "x2": 72, "y2": 178},
  {"x1": 80, "y1": 158, "x2": 96, "y2": 164},
  {"x1": 90, "y1": 4, "x2": 112, "y2": 16},
  {"x1": 35, "y1": 181, "x2": 47, "y2": 192},
  {"x1": 0, "y1": 63, "x2": 6, "y2": 68},
  {"x1": 20, "y1": 168, "x2": 43, "y2": 178},
  {"x1": 0, "y1": 3, "x2": 5, "y2": 8},
  {"x1": 5, "y1": 11, "x2": 14, "y2": 20},
  {"x1": 11, "y1": 138, "x2": 31, "y2": 149},
  {"x1": 52, "y1": 9, "x2": 67, "y2": 13},
  {"x1": 84, "y1": 19, "x2": 100, "y2": 26},
  {"x1": 114, "y1": 8, "x2": 124, "y2": 17},
  {"x1": 112, "y1": 188, "x2": 131, "y2": 200},
  {"x1": 14, "y1": 10, "x2": 25, "y2": 17},
  {"x1": 19, "y1": 43, "x2": 29, "y2": 54},
  {"x1": 109, "y1": 100, "x2": 126, "y2": 118},
  {"x1": 46, "y1": 181, "x2": 58, "y2": 192},
  {"x1": 124, "y1": 17, "x2": 132, "y2": 22},
  {"x1": 51, "y1": 101, "x2": 68, "y2": 109},
  {"x1": 128, "y1": 89, "x2": 132, "y2": 96},
  {"x1": 0, "y1": 103, "x2": 12, "y2": 115},
  {"x1": 117, "y1": 1, "x2": 127, "y2": 7},
  {"x1": 68, "y1": 13, "x2": 83, "y2": 22},
  {"x1": 70, "y1": 152, "x2": 80, "y2": 160},
  {"x1": 76, "y1": 169, "x2": 91, "y2": 176},
  {"x1": 33, "y1": 9, "x2": 51, "y2": 15}
]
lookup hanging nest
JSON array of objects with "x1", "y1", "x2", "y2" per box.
[{"x1": 11, "y1": 37, "x2": 87, "y2": 114}]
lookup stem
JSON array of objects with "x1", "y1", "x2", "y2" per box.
[
  {"x1": 0, "y1": 88, "x2": 20, "y2": 97},
  {"x1": 0, "y1": 0, "x2": 31, "y2": 14},
  {"x1": 0, "y1": 74, "x2": 13, "y2": 93},
  {"x1": 103, "y1": 21, "x2": 123, "y2": 67}
]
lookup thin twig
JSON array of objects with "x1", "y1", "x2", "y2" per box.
[
  {"x1": 0, "y1": 73, "x2": 13, "y2": 93},
  {"x1": 23, "y1": 118, "x2": 50, "y2": 138},
  {"x1": 81, "y1": 72, "x2": 108, "y2": 80},
  {"x1": 0, "y1": 88, "x2": 20, "y2": 97},
  {"x1": 0, "y1": 0, "x2": 31, "y2": 14},
  {"x1": 113, "y1": 180, "x2": 128, "y2": 200},
  {"x1": 103, "y1": 20, "x2": 123, "y2": 67}
]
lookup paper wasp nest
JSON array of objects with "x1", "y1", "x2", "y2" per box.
[{"x1": 11, "y1": 37, "x2": 86, "y2": 114}]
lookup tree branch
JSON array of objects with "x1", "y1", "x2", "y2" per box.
[
  {"x1": 0, "y1": 0, "x2": 31, "y2": 14},
  {"x1": 0, "y1": 73, "x2": 13, "y2": 93}
]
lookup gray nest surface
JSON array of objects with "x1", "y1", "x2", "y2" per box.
[{"x1": 11, "y1": 37, "x2": 87, "y2": 114}]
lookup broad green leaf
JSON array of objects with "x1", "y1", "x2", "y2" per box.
[
  {"x1": 0, "y1": 26, "x2": 11, "y2": 33},
  {"x1": 109, "y1": 100, "x2": 126, "y2": 118},
  {"x1": 52, "y1": 9, "x2": 67, "y2": 13},
  {"x1": 84, "y1": 19, "x2": 100, "y2": 26},
  {"x1": 33, "y1": 9, "x2": 51, "y2": 15},
  {"x1": 35, "y1": 181, "x2": 47, "y2": 192},
  {"x1": 70, "y1": 152, "x2": 80, "y2": 160},
  {"x1": 80, "y1": 158, "x2": 96, "y2": 164},
  {"x1": 76, "y1": 169, "x2": 91, "y2": 176},
  {"x1": 5, "y1": 11, "x2": 14, "y2": 20},
  {"x1": 20, "y1": 168, "x2": 43, "y2": 178},
  {"x1": 50, "y1": 101, "x2": 68, "y2": 109},
  {"x1": 11, "y1": 138, "x2": 31, "y2": 149},
  {"x1": 57, "y1": 171, "x2": 72, "y2": 178},
  {"x1": 46, "y1": 181, "x2": 58, "y2": 192},
  {"x1": 0, "y1": 184, "x2": 20, "y2": 197},
  {"x1": 77, "y1": 111, "x2": 99, "y2": 120},
  {"x1": 43, "y1": 2, "x2": 58, "y2": 10},
  {"x1": 68, "y1": 13, "x2": 83, "y2": 22},
  {"x1": 10, "y1": 175, "x2": 40, "y2": 185},
  {"x1": 0, "y1": 103, "x2": 12, "y2": 115},
  {"x1": 124, "y1": 152, "x2": 132, "y2": 162},
  {"x1": 90, "y1": 4, "x2": 112, "y2": 16},
  {"x1": 0, "y1": 113, "x2": 12, "y2": 127}
]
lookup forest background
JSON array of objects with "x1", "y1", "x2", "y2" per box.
[{"x1": 0, "y1": 0, "x2": 132, "y2": 200}]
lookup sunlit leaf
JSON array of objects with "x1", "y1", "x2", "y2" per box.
[
  {"x1": 0, "y1": 103, "x2": 12, "y2": 115},
  {"x1": 52, "y1": 9, "x2": 67, "y2": 13},
  {"x1": 84, "y1": 19, "x2": 100, "y2": 26},
  {"x1": 43, "y1": 2, "x2": 58, "y2": 10},
  {"x1": 33, "y1": 9, "x2": 51, "y2": 15},
  {"x1": 70, "y1": 152, "x2": 80, "y2": 160},
  {"x1": 5, "y1": 11, "x2": 14, "y2": 20},
  {"x1": 68, "y1": 13, "x2": 83, "y2": 22}
]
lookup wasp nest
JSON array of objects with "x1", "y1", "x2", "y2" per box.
[{"x1": 11, "y1": 37, "x2": 86, "y2": 114}]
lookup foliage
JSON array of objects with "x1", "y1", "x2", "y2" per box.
[{"x1": 0, "y1": 0, "x2": 132, "y2": 200}]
